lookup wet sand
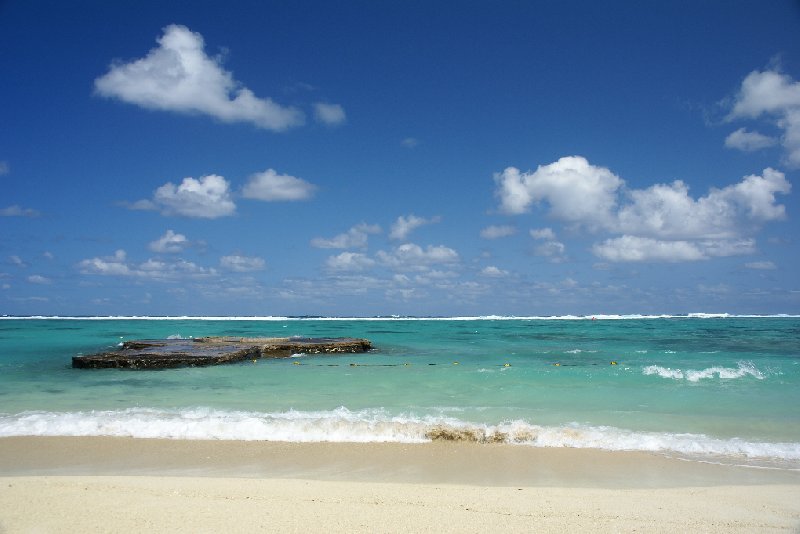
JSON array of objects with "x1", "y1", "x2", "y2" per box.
[{"x1": 1, "y1": 437, "x2": 798, "y2": 532}]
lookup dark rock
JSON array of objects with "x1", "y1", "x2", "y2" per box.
[{"x1": 72, "y1": 336, "x2": 373, "y2": 369}]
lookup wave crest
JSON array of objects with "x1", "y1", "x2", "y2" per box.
[
  {"x1": 642, "y1": 361, "x2": 765, "y2": 382},
  {"x1": 1, "y1": 407, "x2": 797, "y2": 465}
]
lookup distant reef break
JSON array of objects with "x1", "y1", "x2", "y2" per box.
[{"x1": 72, "y1": 336, "x2": 373, "y2": 370}]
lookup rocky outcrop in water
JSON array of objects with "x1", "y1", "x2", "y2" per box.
[{"x1": 72, "y1": 336, "x2": 373, "y2": 370}]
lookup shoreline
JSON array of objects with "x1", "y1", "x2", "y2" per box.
[
  {"x1": 1, "y1": 438, "x2": 799, "y2": 532},
  {"x1": 1, "y1": 436, "x2": 799, "y2": 487}
]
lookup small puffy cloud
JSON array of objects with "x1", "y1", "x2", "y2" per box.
[
  {"x1": 9, "y1": 255, "x2": 26, "y2": 267},
  {"x1": 389, "y1": 214, "x2": 441, "y2": 241},
  {"x1": 377, "y1": 243, "x2": 459, "y2": 271},
  {"x1": 94, "y1": 24, "x2": 303, "y2": 131},
  {"x1": 313, "y1": 102, "x2": 346, "y2": 125},
  {"x1": 745, "y1": 260, "x2": 777, "y2": 270},
  {"x1": 534, "y1": 240, "x2": 567, "y2": 263},
  {"x1": 480, "y1": 225, "x2": 516, "y2": 239},
  {"x1": 530, "y1": 228, "x2": 566, "y2": 262},
  {"x1": 726, "y1": 69, "x2": 800, "y2": 167},
  {"x1": 79, "y1": 249, "x2": 216, "y2": 279},
  {"x1": 133, "y1": 174, "x2": 236, "y2": 218},
  {"x1": 494, "y1": 156, "x2": 622, "y2": 227},
  {"x1": 728, "y1": 69, "x2": 800, "y2": 119},
  {"x1": 311, "y1": 223, "x2": 381, "y2": 249},
  {"x1": 724, "y1": 127, "x2": 777, "y2": 152},
  {"x1": 0, "y1": 161, "x2": 8, "y2": 175},
  {"x1": 242, "y1": 168, "x2": 316, "y2": 201},
  {"x1": 27, "y1": 275, "x2": 52, "y2": 285},
  {"x1": 1, "y1": 205, "x2": 40, "y2": 217},
  {"x1": 530, "y1": 227, "x2": 556, "y2": 240},
  {"x1": 325, "y1": 252, "x2": 376, "y2": 272},
  {"x1": 78, "y1": 250, "x2": 131, "y2": 275},
  {"x1": 401, "y1": 137, "x2": 419, "y2": 148},
  {"x1": 138, "y1": 259, "x2": 215, "y2": 279},
  {"x1": 149, "y1": 229, "x2": 190, "y2": 253},
  {"x1": 481, "y1": 265, "x2": 509, "y2": 277},
  {"x1": 220, "y1": 255, "x2": 265, "y2": 272}
]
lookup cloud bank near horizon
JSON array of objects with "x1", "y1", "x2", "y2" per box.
[{"x1": 494, "y1": 155, "x2": 790, "y2": 262}]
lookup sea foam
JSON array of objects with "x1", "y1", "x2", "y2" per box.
[
  {"x1": 1, "y1": 407, "x2": 797, "y2": 466},
  {"x1": 642, "y1": 361, "x2": 765, "y2": 382}
]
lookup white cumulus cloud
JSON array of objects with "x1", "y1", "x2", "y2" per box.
[
  {"x1": 325, "y1": 252, "x2": 376, "y2": 272},
  {"x1": 242, "y1": 169, "x2": 316, "y2": 201},
  {"x1": 530, "y1": 228, "x2": 566, "y2": 262},
  {"x1": 615, "y1": 168, "x2": 790, "y2": 239},
  {"x1": 529, "y1": 227, "x2": 556, "y2": 240},
  {"x1": 726, "y1": 69, "x2": 800, "y2": 167},
  {"x1": 534, "y1": 240, "x2": 567, "y2": 263},
  {"x1": 78, "y1": 250, "x2": 132, "y2": 276},
  {"x1": 220, "y1": 255, "x2": 265, "y2": 272},
  {"x1": 724, "y1": 127, "x2": 777, "y2": 152},
  {"x1": 480, "y1": 225, "x2": 516, "y2": 239},
  {"x1": 138, "y1": 174, "x2": 236, "y2": 218},
  {"x1": 149, "y1": 229, "x2": 190, "y2": 253},
  {"x1": 481, "y1": 266, "x2": 509, "y2": 277},
  {"x1": 494, "y1": 156, "x2": 622, "y2": 228},
  {"x1": 389, "y1": 214, "x2": 441, "y2": 241},
  {"x1": 313, "y1": 102, "x2": 346, "y2": 125},
  {"x1": 94, "y1": 24, "x2": 303, "y2": 131},
  {"x1": 729, "y1": 69, "x2": 800, "y2": 118},
  {"x1": 494, "y1": 156, "x2": 791, "y2": 262},
  {"x1": 27, "y1": 275, "x2": 52, "y2": 285},
  {"x1": 79, "y1": 250, "x2": 216, "y2": 279},
  {"x1": 311, "y1": 223, "x2": 381, "y2": 249}
]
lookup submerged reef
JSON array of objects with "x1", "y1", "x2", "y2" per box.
[{"x1": 72, "y1": 336, "x2": 373, "y2": 369}]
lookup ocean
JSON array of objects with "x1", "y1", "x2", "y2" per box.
[{"x1": 1, "y1": 315, "x2": 798, "y2": 470}]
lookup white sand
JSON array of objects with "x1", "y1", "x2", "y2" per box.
[{"x1": 1, "y1": 437, "x2": 798, "y2": 533}]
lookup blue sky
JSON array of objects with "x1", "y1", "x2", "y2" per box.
[{"x1": 2, "y1": 1, "x2": 800, "y2": 316}]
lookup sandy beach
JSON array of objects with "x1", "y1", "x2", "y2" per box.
[{"x1": 1, "y1": 437, "x2": 798, "y2": 532}]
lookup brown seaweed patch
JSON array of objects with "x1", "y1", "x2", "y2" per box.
[
  {"x1": 425, "y1": 427, "x2": 511, "y2": 443},
  {"x1": 425, "y1": 426, "x2": 482, "y2": 442},
  {"x1": 512, "y1": 430, "x2": 538, "y2": 443},
  {"x1": 484, "y1": 431, "x2": 508, "y2": 443}
]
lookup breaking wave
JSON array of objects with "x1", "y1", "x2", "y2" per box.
[
  {"x1": 642, "y1": 361, "x2": 765, "y2": 382},
  {"x1": 1, "y1": 407, "x2": 797, "y2": 466}
]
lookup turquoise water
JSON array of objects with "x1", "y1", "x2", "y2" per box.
[{"x1": 1, "y1": 316, "x2": 798, "y2": 468}]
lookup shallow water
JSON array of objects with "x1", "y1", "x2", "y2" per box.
[{"x1": 1, "y1": 316, "x2": 798, "y2": 469}]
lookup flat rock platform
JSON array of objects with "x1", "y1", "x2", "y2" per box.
[{"x1": 72, "y1": 336, "x2": 373, "y2": 369}]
